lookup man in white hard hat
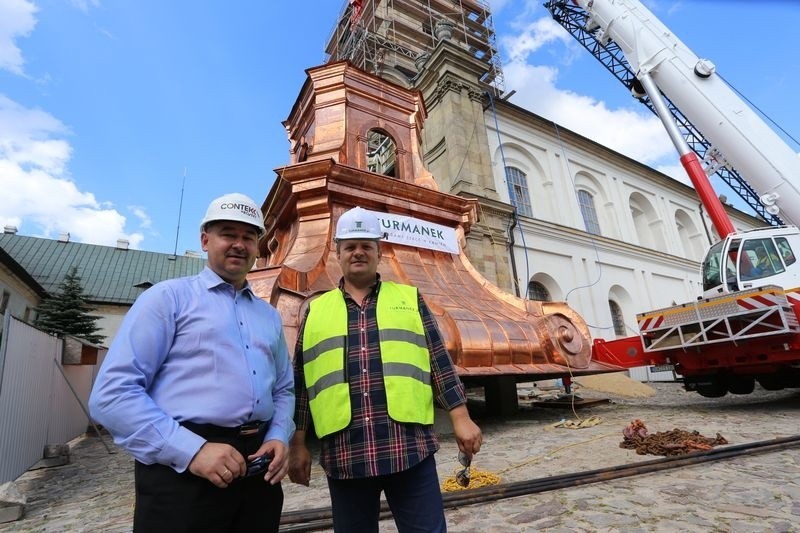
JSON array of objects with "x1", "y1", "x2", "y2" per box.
[
  {"x1": 288, "y1": 206, "x2": 482, "y2": 532},
  {"x1": 90, "y1": 192, "x2": 294, "y2": 532}
]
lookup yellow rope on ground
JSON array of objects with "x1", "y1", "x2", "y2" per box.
[
  {"x1": 551, "y1": 415, "x2": 604, "y2": 429},
  {"x1": 441, "y1": 469, "x2": 501, "y2": 491},
  {"x1": 442, "y1": 430, "x2": 621, "y2": 492},
  {"x1": 496, "y1": 432, "x2": 619, "y2": 475}
]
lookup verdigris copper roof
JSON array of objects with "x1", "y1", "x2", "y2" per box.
[{"x1": 0, "y1": 234, "x2": 206, "y2": 305}]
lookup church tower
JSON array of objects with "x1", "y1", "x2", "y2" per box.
[{"x1": 325, "y1": 0, "x2": 516, "y2": 292}]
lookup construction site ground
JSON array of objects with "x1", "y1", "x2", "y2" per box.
[{"x1": 2, "y1": 376, "x2": 799, "y2": 532}]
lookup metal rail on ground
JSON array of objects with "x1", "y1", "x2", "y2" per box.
[{"x1": 278, "y1": 434, "x2": 800, "y2": 532}]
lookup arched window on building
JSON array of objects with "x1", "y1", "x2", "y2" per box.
[
  {"x1": 675, "y1": 209, "x2": 704, "y2": 261},
  {"x1": 367, "y1": 129, "x2": 396, "y2": 177},
  {"x1": 608, "y1": 300, "x2": 626, "y2": 336},
  {"x1": 629, "y1": 192, "x2": 666, "y2": 251},
  {"x1": 505, "y1": 166, "x2": 533, "y2": 217},
  {"x1": 577, "y1": 189, "x2": 601, "y2": 235},
  {"x1": 528, "y1": 281, "x2": 551, "y2": 302}
]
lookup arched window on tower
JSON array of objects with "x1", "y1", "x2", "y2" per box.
[
  {"x1": 528, "y1": 281, "x2": 551, "y2": 302},
  {"x1": 577, "y1": 189, "x2": 601, "y2": 235},
  {"x1": 366, "y1": 129, "x2": 396, "y2": 177},
  {"x1": 505, "y1": 166, "x2": 533, "y2": 217},
  {"x1": 608, "y1": 300, "x2": 626, "y2": 336}
]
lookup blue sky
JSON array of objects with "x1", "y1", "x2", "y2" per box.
[{"x1": 2, "y1": 0, "x2": 798, "y2": 256}]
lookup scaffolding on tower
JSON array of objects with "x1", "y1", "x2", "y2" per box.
[{"x1": 325, "y1": 0, "x2": 505, "y2": 95}]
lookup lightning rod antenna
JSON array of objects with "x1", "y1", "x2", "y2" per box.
[{"x1": 173, "y1": 167, "x2": 187, "y2": 256}]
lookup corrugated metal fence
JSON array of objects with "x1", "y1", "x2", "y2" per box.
[{"x1": 0, "y1": 315, "x2": 101, "y2": 484}]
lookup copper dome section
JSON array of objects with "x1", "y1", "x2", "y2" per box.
[
  {"x1": 248, "y1": 159, "x2": 613, "y2": 379},
  {"x1": 248, "y1": 62, "x2": 617, "y2": 380}
]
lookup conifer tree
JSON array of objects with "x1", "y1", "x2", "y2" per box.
[{"x1": 35, "y1": 266, "x2": 105, "y2": 345}]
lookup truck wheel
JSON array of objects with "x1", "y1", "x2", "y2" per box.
[
  {"x1": 757, "y1": 375, "x2": 785, "y2": 391},
  {"x1": 726, "y1": 376, "x2": 755, "y2": 395},
  {"x1": 695, "y1": 381, "x2": 727, "y2": 398}
]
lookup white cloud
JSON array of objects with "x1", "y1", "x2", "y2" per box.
[
  {"x1": 499, "y1": 16, "x2": 676, "y2": 167},
  {"x1": 0, "y1": 0, "x2": 37, "y2": 75},
  {"x1": 501, "y1": 16, "x2": 572, "y2": 62},
  {"x1": 503, "y1": 60, "x2": 674, "y2": 166},
  {"x1": 0, "y1": 99, "x2": 71, "y2": 174},
  {"x1": 129, "y1": 205, "x2": 152, "y2": 229},
  {"x1": 0, "y1": 95, "x2": 146, "y2": 247},
  {"x1": 486, "y1": 0, "x2": 512, "y2": 14},
  {"x1": 0, "y1": 1, "x2": 144, "y2": 249},
  {"x1": 70, "y1": 0, "x2": 100, "y2": 13},
  {"x1": 655, "y1": 162, "x2": 691, "y2": 186}
]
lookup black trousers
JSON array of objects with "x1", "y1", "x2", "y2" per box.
[{"x1": 134, "y1": 423, "x2": 282, "y2": 533}]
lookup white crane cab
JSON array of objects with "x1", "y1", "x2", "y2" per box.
[{"x1": 702, "y1": 226, "x2": 800, "y2": 298}]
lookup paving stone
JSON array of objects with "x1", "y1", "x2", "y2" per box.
[
  {"x1": 509, "y1": 510, "x2": 543, "y2": 524},
  {"x1": 1, "y1": 383, "x2": 799, "y2": 532},
  {"x1": 0, "y1": 506, "x2": 23, "y2": 525}
]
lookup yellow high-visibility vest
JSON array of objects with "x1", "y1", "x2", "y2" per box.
[{"x1": 302, "y1": 282, "x2": 434, "y2": 438}]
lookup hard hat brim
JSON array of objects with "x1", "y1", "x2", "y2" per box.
[
  {"x1": 334, "y1": 232, "x2": 384, "y2": 241},
  {"x1": 200, "y1": 193, "x2": 266, "y2": 238},
  {"x1": 201, "y1": 220, "x2": 266, "y2": 238}
]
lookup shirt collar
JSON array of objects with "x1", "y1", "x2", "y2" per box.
[
  {"x1": 337, "y1": 273, "x2": 382, "y2": 296},
  {"x1": 200, "y1": 266, "x2": 255, "y2": 296}
]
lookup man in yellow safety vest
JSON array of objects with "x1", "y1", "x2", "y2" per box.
[{"x1": 288, "y1": 206, "x2": 482, "y2": 532}]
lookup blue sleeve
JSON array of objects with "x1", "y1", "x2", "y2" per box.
[
  {"x1": 88, "y1": 284, "x2": 205, "y2": 472},
  {"x1": 264, "y1": 314, "x2": 296, "y2": 446}
]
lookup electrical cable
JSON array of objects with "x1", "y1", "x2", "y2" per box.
[
  {"x1": 719, "y1": 73, "x2": 800, "y2": 149},
  {"x1": 487, "y1": 91, "x2": 532, "y2": 298},
  {"x1": 552, "y1": 122, "x2": 604, "y2": 306}
]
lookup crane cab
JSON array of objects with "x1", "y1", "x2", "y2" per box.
[{"x1": 702, "y1": 226, "x2": 800, "y2": 298}]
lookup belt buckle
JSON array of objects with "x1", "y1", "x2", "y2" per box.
[{"x1": 238, "y1": 422, "x2": 261, "y2": 437}]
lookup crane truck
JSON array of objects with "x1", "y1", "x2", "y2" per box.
[{"x1": 546, "y1": 0, "x2": 800, "y2": 397}]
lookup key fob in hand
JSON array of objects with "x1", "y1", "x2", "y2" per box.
[{"x1": 244, "y1": 455, "x2": 271, "y2": 477}]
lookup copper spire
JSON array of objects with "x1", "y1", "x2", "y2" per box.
[{"x1": 249, "y1": 62, "x2": 617, "y2": 383}]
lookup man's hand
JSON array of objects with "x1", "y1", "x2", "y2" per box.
[
  {"x1": 449, "y1": 404, "x2": 482, "y2": 460},
  {"x1": 288, "y1": 430, "x2": 312, "y2": 486},
  {"x1": 188, "y1": 442, "x2": 246, "y2": 488},
  {"x1": 249, "y1": 439, "x2": 288, "y2": 485}
]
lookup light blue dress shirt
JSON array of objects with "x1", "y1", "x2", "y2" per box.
[{"x1": 89, "y1": 267, "x2": 295, "y2": 473}]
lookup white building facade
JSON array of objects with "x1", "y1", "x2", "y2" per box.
[{"x1": 485, "y1": 101, "x2": 763, "y2": 342}]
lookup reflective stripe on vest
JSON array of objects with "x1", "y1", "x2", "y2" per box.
[
  {"x1": 375, "y1": 283, "x2": 433, "y2": 425},
  {"x1": 302, "y1": 282, "x2": 434, "y2": 438},
  {"x1": 303, "y1": 290, "x2": 351, "y2": 438}
]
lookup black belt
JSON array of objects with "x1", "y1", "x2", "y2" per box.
[{"x1": 181, "y1": 420, "x2": 270, "y2": 440}]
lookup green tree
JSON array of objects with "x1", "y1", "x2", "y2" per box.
[{"x1": 35, "y1": 266, "x2": 105, "y2": 345}]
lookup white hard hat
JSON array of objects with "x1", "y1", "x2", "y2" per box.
[
  {"x1": 335, "y1": 207, "x2": 384, "y2": 241},
  {"x1": 200, "y1": 193, "x2": 265, "y2": 237}
]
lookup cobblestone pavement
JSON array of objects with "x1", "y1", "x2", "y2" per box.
[{"x1": 2, "y1": 381, "x2": 799, "y2": 532}]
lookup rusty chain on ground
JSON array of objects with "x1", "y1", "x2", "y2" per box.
[{"x1": 620, "y1": 419, "x2": 728, "y2": 456}]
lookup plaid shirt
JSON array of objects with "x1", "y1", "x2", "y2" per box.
[{"x1": 293, "y1": 276, "x2": 467, "y2": 479}]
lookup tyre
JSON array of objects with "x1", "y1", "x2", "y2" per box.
[
  {"x1": 693, "y1": 379, "x2": 727, "y2": 398},
  {"x1": 726, "y1": 376, "x2": 755, "y2": 395},
  {"x1": 756, "y1": 375, "x2": 785, "y2": 391}
]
